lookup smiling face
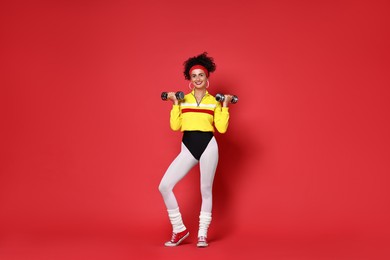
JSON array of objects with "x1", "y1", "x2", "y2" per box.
[{"x1": 190, "y1": 69, "x2": 208, "y2": 90}]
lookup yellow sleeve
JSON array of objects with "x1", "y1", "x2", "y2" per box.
[
  {"x1": 214, "y1": 103, "x2": 229, "y2": 133},
  {"x1": 170, "y1": 105, "x2": 182, "y2": 131}
]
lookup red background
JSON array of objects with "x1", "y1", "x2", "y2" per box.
[{"x1": 1, "y1": 0, "x2": 389, "y2": 259}]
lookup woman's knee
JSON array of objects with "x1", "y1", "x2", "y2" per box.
[{"x1": 158, "y1": 181, "x2": 171, "y2": 194}]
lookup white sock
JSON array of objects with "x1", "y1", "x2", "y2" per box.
[
  {"x1": 167, "y1": 208, "x2": 186, "y2": 233},
  {"x1": 198, "y1": 211, "x2": 212, "y2": 237}
]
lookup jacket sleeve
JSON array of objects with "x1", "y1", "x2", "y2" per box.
[
  {"x1": 170, "y1": 105, "x2": 182, "y2": 131},
  {"x1": 214, "y1": 102, "x2": 229, "y2": 133}
]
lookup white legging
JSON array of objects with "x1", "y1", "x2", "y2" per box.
[{"x1": 159, "y1": 137, "x2": 219, "y2": 213}]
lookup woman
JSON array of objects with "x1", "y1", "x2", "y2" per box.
[{"x1": 158, "y1": 52, "x2": 234, "y2": 248}]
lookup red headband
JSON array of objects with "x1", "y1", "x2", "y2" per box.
[{"x1": 189, "y1": 65, "x2": 209, "y2": 77}]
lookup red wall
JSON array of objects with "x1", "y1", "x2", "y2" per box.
[{"x1": 1, "y1": 0, "x2": 389, "y2": 259}]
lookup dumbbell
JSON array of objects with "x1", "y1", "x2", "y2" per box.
[
  {"x1": 161, "y1": 91, "x2": 185, "y2": 101},
  {"x1": 215, "y1": 93, "x2": 239, "y2": 104}
]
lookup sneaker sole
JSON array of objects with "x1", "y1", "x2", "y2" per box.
[{"x1": 197, "y1": 242, "x2": 208, "y2": 248}]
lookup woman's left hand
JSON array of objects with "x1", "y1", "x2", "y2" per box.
[{"x1": 222, "y1": 94, "x2": 233, "y2": 107}]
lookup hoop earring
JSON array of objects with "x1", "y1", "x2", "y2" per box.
[
  {"x1": 206, "y1": 80, "x2": 210, "y2": 88},
  {"x1": 188, "y1": 82, "x2": 194, "y2": 90}
]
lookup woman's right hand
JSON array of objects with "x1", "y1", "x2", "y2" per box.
[{"x1": 167, "y1": 92, "x2": 179, "y2": 105}]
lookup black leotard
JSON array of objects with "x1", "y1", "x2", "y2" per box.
[{"x1": 182, "y1": 131, "x2": 213, "y2": 160}]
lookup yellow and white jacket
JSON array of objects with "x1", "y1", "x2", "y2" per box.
[{"x1": 170, "y1": 90, "x2": 229, "y2": 133}]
